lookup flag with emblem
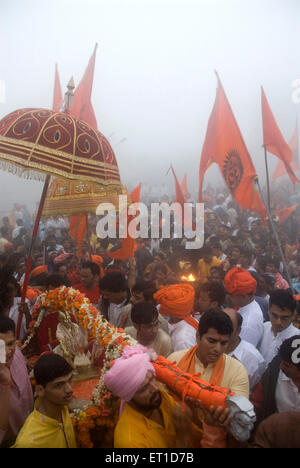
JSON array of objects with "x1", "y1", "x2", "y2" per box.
[{"x1": 198, "y1": 73, "x2": 266, "y2": 217}]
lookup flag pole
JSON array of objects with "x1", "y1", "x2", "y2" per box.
[
  {"x1": 255, "y1": 178, "x2": 293, "y2": 288},
  {"x1": 17, "y1": 174, "x2": 51, "y2": 339},
  {"x1": 263, "y1": 145, "x2": 271, "y2": 213},
  {"x1": 263, "y1": 144, "x2": 273, "y2": 251}
]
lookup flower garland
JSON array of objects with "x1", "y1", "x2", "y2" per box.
[{"x1": 22, "y1": 286, "x2": 136, "y2": 448}]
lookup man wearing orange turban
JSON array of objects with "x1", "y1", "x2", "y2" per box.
[
  {"x1": 224, "y1": 267, "x2": 264, "y2": 347},
  {"x1": 154, "y1": 284, "x2": 198, "y2": 351}
]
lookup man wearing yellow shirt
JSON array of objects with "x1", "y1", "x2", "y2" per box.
[
  {"x1": 197, "y1": 247, "x2": 222, "y2": 283},
  {"x1": 168, "y1": 308, "x2": 249, "y2": 447},
  {"x1": 104, "y1": 345, "x2": 203, "y2": 448},
  {"x1": 13, "y1": 354, "x2": 76, "y2": 448}
]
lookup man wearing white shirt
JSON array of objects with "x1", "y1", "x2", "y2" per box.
[
  {"x1": 251, "y1": 335, "x2": 300, "y2": 425},
  {"x1": 258, "y1": 289, "x2": 300, "y2": 365},
  {"x1": 224, "y1": 308, "x2": 266, "y2": 391},
  {"x1": 224, "y1": 267, "x2": 264, "y2": 347}
]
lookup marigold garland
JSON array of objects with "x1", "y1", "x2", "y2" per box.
[{"x1": 22, "y1": 286, "x2": 136, "y2": 448}]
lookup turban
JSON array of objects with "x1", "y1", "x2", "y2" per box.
[
  {"x1": 91, "y1": 255, "x2": 103, "y2": 267},
  {"x1": 53, "y1": 253, "x2": 71, "y2": 264},
  {"x1": 104, "y1": 345, "x2": 155, "y2": 413},
  {"x1": 153, "y1": 283, "x2": 198, "y2": 330},
  {"x1": 31, "y1": 266, "x2": 49, "y2": 278},
  {"x1": 224, "y1": 267, "x2": 257, "y2": 295}
]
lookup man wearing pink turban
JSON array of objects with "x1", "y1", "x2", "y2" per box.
[{"x1": 104, "y1": 345, "x2": 202, "y2": 448}]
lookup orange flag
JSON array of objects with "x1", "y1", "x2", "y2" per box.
[
  {"x1": 171, "y1": 166, "x2": 194, "y2": 229},
  {"x1": 52, "y1": 63, "x2": 63, "y2": 112},
  {"x1": 109, "y1": 184, "x2": 141, "y2": 260},
  {"x1": 275, "y1": 205, "x2": 297, "y2": 224},
  {"x1": 198, "y1": 73, "x2": 266, "y2": 217},
  {"x1": 261, "y1": 88, "x2": 299, "y2": 185},
  {"x1": 69, "y1": 215, "x2": 87, "y2": 258},
  {"x1": 180, "y1": 173, "x2": 190, "y2": 200},
  {"x1": 272, "y1": 120, "x2": 300, "y2": 179},
  {"x1": 70, "y1": 43, "x2": 98, "y2": 129}
]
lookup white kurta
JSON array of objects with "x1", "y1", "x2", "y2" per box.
[
  {"x1": 258, "y1": 322, "x2": 300, "y2": 366},
  {"x1": 275, "y1": 369, "x2": 300, "y2": 413},
  {"x1": 228, "y1": 339, "x2": 266, "y2": 391},
  {"x1": 168, "y1": 320, "x2": 196, "y2": 352},
  {"x1": 238, "y1": 300, "x2": 264, "y2": 347}
]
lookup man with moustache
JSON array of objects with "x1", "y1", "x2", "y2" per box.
[
  {"x1": 0, "y1": 317, "x2": 33, "y2": 447},
  {"x1": 104, "y1": 345, "x2": 202, "y2": 448},
  {"x1": 12, "y1": 353, "x2": 76, "y2": 448}
]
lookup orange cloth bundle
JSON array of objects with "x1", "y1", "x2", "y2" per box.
[
  {"x1": 224, "y1": 267, "x2": 257, "y2": 295},
  {"x1": 153, "y1": 355, "x2": 234, "y2": 411},
  {"x1": 154, "y1": 283, "x2": 198, "y2": 330}
]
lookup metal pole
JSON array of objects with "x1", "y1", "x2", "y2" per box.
[
  {"x1": 16, "y1": 174, "x2": 51, "y2": 339},
  {"x1": 255, "y1": 178, "x2": 293, "y2": 288}
]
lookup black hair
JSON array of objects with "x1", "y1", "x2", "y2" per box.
[
  {"x1": 29, "y1": 272, "x2": 49, "y2": 287},
  {"x1": 34, "y1": 353, "x2": 73, "y2": 387},
  {"x1": 81, "y1": 261, "x2": 100, "y2": 277},
  {"x1": 131, "y1": 302, "x2": 158, "y2": 325},
  {"x1": 265, "y1": 256, "x2": 280, "y2": 271},
  {"x1": 269, "y1": 289, "x2": 296, "y2": 314},
  {"x1": 99, "y1": 271, "x2": 127, "y2": 292},
  {"x1": 236, "y1": 311, "x2": 243, "y2": 328},
  {"x1": 198, "y1": 308, "x2": 233, "y2": 338},
  {"x1": 0, "y1": 226, "x2": 9, "y2": 238},
  {"x1": 45, "y1": 274, "x2": 66, "y2": 289},
  {"x1": 132, "y1": 280, "x2": 157, "y2": 301},
  {"x1": 0, "y1": 316, "x2": 15, "y2": 334},
  {"x1": 199, "y1": 281, "x2": 226, "y2": 307},
  {"x1": 279, "y1": 335, "x2": 300, "y2": 369}
]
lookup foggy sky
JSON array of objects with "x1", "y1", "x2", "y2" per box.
[{"x1": 0, "y1": 0, "x2": 299, "y2": 213}]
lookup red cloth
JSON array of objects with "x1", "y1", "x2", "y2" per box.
[
  {"x1": 37, "y1": 312, "x2": 76, "y2": 354},
  {"x1": 73, "y1": 283, "x2": 101, "y2": 304},
  {"x1": 273, "y1": 121, "x2": 300, "y2": 179}
]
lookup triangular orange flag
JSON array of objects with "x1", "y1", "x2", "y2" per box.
[
  {"x1": 171, "y1": 166, "x2": 194, "y2": 229},
  {"x1": 272, "y1": 120, "x2": 300, "y2": 179},
  {"x1": 52, "y1": 63, "x2": 63, "y2": 112},
  {"x1": 198, "y1": 73, "x2": 266, "y2": 218},
  {"x1": 261, "y1": 88, "x2": 299, "y2": 185},
  {"x1": 70, "y1": 44, "x2": 98, "y2": 129},
  {"x1": 109, "y1": 184, "x2": 142, "y2": 260},
  {"x1": 275, "y1": 205, "x2": 297, "y2": 224},
  {"x1": 180, "y1": 174, "x2": 190, "y2": 201}
]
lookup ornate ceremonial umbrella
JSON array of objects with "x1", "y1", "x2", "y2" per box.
[
  {"x1": 42, "y1": 177, "x2": 126, "y2": 217},
  {"x1": 0, "y1": 107, "x2": 123, "y2": 337}
]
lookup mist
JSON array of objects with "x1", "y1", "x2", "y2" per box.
[{"x1": 0, "y1": 0, "x2": 299, "y2": 214}]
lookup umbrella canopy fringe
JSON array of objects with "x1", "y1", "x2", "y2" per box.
[{"x1": 0, "y1": 161, "x2": 47, "y2": 182}]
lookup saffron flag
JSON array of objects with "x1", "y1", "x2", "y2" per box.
[
  {"x1": 52, "y1": 63, "x2": 63, "y2": 112},
  {"x1": 69, "y1": 214, "x2": 87, "y2": 259},
  {"x1": 70, "y1": 43, "x2": 98, "y2": 129},
  {"x1": 180, "y1": 174, "x2": 190, "y2": 200},
  {"x1": 275, "y1": 205, "x2": 297, "y2": 224},
  {"x1": 171, "y1": 166, "x2": 194, "y2": 229},
  {"x1": 109, "y1": 184, "x2": 141, "y2": 260},
  {"x1": 272, "y1": 120, "x2": 300, "y2": 179},
  {"x1": 261, "y1": 88, "x2": 299, "y2": 185},
  {"x1": 198, "y1": 73, "x2": 266, "y2": 217}
]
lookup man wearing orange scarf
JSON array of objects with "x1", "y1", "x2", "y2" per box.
[
  {"x1": 154, "y1": 284, "x2": 198, "y2": 351},
  {"x1": 167, "y1": 309, "x2": 249, "y2": 447},
  {"x1": 224, "y1": 267, "x2": 264, "y2": 347}
]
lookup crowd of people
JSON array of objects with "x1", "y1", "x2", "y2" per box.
[{"x1": 0, "y1": 187, "x2": 300, "y2": 448}]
